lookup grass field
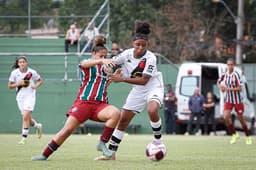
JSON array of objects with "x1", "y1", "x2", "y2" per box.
[{"x1": 0, "y1": 134, "x2": 255, "y2": 170}]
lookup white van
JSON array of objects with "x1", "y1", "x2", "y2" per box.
[{"x1": 175, "y1": 62, "x2": 255, "y2": 134}]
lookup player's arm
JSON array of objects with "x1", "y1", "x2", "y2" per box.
[
  {"x1": 119, "y1": 74, "x2": 150, "y2": 85},
  {"x1": 80, "y1": 59, "x2": 115, "y2": 68},
  {"x1": 110, "y1": 68, "x2": 150, "y2": 85},
  {"x1": 31, "y1": 78, "x2": 43, "y2": 90},
  {"x1": 217, "y1": 74, "x2": 224, "y2": 88},
  {"x1": 8, "y1": 81, "x2": 25, "y2": 90}
]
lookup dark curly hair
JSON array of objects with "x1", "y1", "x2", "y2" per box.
[{"x1": 133, "y1": 20, "x2": 151, "y2": 41}]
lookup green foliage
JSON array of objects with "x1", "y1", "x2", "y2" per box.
[{"x1": 1, "y1": 0, "x2": 256, "y2": 62}]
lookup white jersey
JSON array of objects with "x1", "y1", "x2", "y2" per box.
[
  {"x1": 9, "y1": 67, "x2": 41, "y2": 99},
  {"x1": 114, "y1": 48, "x2": 164, "y2": 92},
  {"x1": 114, "y1": 48, "x2": 164, "y2": 113}
]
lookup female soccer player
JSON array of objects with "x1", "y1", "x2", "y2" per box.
[
  {"x1": 32, "y1": 35, "x2": 120, "y2": 160},
  {"x1": 217, "y1": 58, "x2": 252, "y2": 144},
  {"x1": 8, "y1": 56, "x2": 43, "y2": 144},
  {"x1": 95, "y1": 21, "x2": 164, "y2": 160}
]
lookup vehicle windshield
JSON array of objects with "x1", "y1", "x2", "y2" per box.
[{"x1": 180, "y1": 76, "x2": 198, "y2": 96}]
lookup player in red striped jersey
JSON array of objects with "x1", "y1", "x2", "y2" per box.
[
  {"x1": 217, "y1": 58, "x2": 252, "y2": 144},
  {"x1": 32, "y1": 35, "x2": 121, "y2": 160}
]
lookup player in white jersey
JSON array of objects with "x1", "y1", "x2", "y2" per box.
[
  {"x1": 95, "y1": 21, "x2": 164, "y2": 160},
  {"x1": 8, "y1": 56, "x2": 43, "y2": 144}
]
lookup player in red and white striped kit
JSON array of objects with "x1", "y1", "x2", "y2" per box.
[
  {"x1": 32, "y1": 36, "x2": 120, "y2": 160},
  {"x1": 217, "y1": 58, "x2": 252, "y2": 144}
]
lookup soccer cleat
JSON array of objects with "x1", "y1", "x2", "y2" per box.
[
  {"x1": 246, "y1": 136, "x2": 252, "y2": 145},
  {"x1": 94, "y1": 154, "x2": 116, "y2": 161},
  {"x1": 96, "y1": 141, "x2": 113, "y2": 158},
  {"x1": 18, "y1": 137, "x2": 26, "y2": 145},
  {"x1": 36, "y1": 123, "x2": 43, "y2": 139},
  {"x1": 31, "y1": 155, "x2": 47, "y2": 161},
  {"x1": 230, "y1": 133, "x2": 240, "y2": 144}
]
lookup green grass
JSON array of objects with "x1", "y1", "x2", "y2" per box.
[{"x1": 0, "y1": 134, "x2": 255, "y2": 170}]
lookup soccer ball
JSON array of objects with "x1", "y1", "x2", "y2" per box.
[{"x1": 146, "y1": 142, "x2": 166, "y2": 161}]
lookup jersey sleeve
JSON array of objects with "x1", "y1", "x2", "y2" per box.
[
  {"x1": 32, "y1": 70, "x2": 41, "y2": 81},
  {"x1": 8, "y1": 70, "x2": 16, "y2": 83},
  {"x1": 143, "y1": 54, "x2": 157, "y2": 77},
  {"x1": 217, "y1": 73, "x2": 225, "y2": 84},
  {"x1": 113, "y1": 50, "x2": 127, "y2": 65}
]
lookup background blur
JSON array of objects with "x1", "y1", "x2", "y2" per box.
[{"x1": 0, "y1": 0, "x2": 256, "y2": 134}]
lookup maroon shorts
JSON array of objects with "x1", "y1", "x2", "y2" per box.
[
  {"x1": 67, "y1": 100, "x2": 109, "y2": 123},
  {"x1": 224, "y1": 102, "x2": 244, "y2": 115}
]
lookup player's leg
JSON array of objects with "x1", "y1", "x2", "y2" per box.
[
  {"x1": 235, "y1": 104, "x2": 252, "y2": 144},
  {"x1": 224, "y1": 104, "x2": 238, "y2": 144},
  {"x1": 110, "y1": 110, "x2": 135, "y2": 152},
  {"x1": 32, "y1": 116, "x2": 80, "y2": 160},
  {"x1": 147, "y1": 100, "x2": 162, "y2": 143},
  {"x1": 95, "y1": 109, "x2": 135, "y2": 160},
  {"x1": 19, "y1": 110, "x2": 31, "y2": 144},
  {"x1": 95, "y1": 104, "x2": 120, "y2": 157},
  {"x1": 30, "y1": 118, "x2": 42, "y2": 139}
]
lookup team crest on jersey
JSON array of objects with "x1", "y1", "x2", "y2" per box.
[
  {"x1": 71, "y1": 107, "x2": 78, "y2": 113},
  {"x1": 131, "y1": 58, "x2": 146, "y2": 78}
]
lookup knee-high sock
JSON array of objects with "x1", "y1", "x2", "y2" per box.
[
  {"x1": 227, "y1": 124, "x2": 236, "y2": 135},
  {"x1": 42, "y1": 140, "x2": 59, "y2": 158},
  {"x1": 22, "y1": 128, "x2": 29, "y2": 138},
  {"x1": 100, "y1": 126, "x2": 114, "y2": 143},
  {"x1": 108, "y1": 129, "x2": 125, "y2": 152},
  {"x1": 242, "y1": 124, "x2": 250, "y2": 136},
  {"x1": 150, "y1": 119, "x2": 162, "y2": 140}
]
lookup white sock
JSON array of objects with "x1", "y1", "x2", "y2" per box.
[
  {"x1": 22, "y1": 128, "x2": 29, "y2": 138},
  {"x1": 150, "y1": 119, "x2": 162, "y2": 140},
  {"x1": 113, "y1": 129, "x2": 125, "y2": 140},
  {"x1": 33, "y1": 120, "x2": 39, "y2": 128},
  {"x1": 109, "y1": 129, "x2": 125, "y2": 152}
]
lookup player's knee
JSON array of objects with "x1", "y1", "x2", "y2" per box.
[
  {"x1": 112, "y1": 109, "x2": 120, "y2": 120},
  {"x1": 147, "y1": 107, "x2": 158, "y2": 116}
]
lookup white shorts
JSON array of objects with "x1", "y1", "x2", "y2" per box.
[
  {"x1": 16, "y1": 94, "x2": 36, "y2": 113},
  {"x1": 123, "y1": 87, "x2": 164, "y2": 113}
]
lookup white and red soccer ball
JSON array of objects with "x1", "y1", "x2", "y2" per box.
[{"x1": 146, "y1": 142, "x2": 166, "y2": 161}]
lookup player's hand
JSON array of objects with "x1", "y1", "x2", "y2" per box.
[
  {"x1": 113, "y1": 68, "x2": 122, "y2": 75},
  {"x1": 109, "y1": 70, "x2": 122, "y2": 82},
  {"x1": 17, "y1": 80, "x2": 27, "y2": 87}
]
